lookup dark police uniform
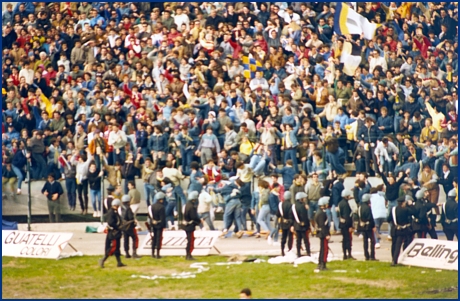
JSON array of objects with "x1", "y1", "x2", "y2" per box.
[
  {"x1": 411, "y1": 197, "x2": 436, "y2": 239},
  {"x1": 387, "y1": 201, "x2": 413, "y2": 265},
  {"x1": 441, "y1": 197, "x2": 458, "y2": 241},
  {"x1": 357, "y1": 202, "x2": 376, "y2": 260},
  {"x1": 100, "y1": 207, "x2": 125, "y2": 267},
  {"x1": 276, "y1": 201, "x2": 293, "y2": 256},
  {"x1": 314, "y1": 207, "x2": 330, "y2": 270},
  {"x1": 183, "y1": 198, "x2": 201, "y2": 260},
  {"x1": 291, "y1": 200, "x2": 311, "y2": 257},
  {"x1": 424, "y1": 197, "x2": 438, "y2": 239},
  {"x1": 338, "y1": 198, "x2": 354, "y2": 259},
  {"x1": 120, "y1": 203, "x2": 139, "y2": 258},
  {"x1": 148, "y1": 199, "x2": 166, "y2": 258}
]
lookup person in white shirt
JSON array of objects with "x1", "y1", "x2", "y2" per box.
[
  {"x1": 370, "y1": 185, "x2": 387, "y2": 249},
  {"x1": 369, "y1": 50, "x2": 388, "y2": 74},
  {"x1": 249, "y1": 71, "x2": 269, "y2": 91},
  {"x1": 279, "y1": 6, "x2": 301, "y2": 24},
  {"x1": 19, "y1": 61, "x2": 34, "y2": 84},
  {"x1": 173, "y1": 6, "x2": 190, "y2": 32},
  {"x1": 374, "y1": 137, "x2": 399, "y2": 174},
  {"x1": 108, "y1": 123, "x2": 128, "y2": 164}
]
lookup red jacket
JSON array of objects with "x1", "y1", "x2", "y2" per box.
[{"x1": 203, "y1": 165, "x2": 222, "y2": 183}]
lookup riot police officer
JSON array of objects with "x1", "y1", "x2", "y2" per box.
[
  {"x1": 148, "y1": 192, "x2": 167, "y2": 258},
  {"x1": 291, "y1": 192, "x2": 311, "y2": 257},
  {"x1": 315, "y1": 196, "x2": 331, "y2": 271},
  {"x1": 99, "y1": 199, "x2": 126, "y2": 268}
]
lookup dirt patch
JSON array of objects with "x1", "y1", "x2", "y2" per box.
[
  {"x1": 424, "y1": 286, "x2": 458, "y2": 294},
  {"x1": 2, "y1": 261, "x2": 27, "y2": 269},
  {"x1": 333, "y1": 276, "x2": 402, "y2": 288}
]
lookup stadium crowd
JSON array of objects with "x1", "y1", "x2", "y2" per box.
[{"x1": 1, "y1": 2, "x2": 458, "y2": 265}]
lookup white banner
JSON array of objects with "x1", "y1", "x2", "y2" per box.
[
  {"x1": 2, "y1": 230, "x2": 73, "y2": 259},
  {"x1": 399, "y1": 238, "x2": 458, "y2": 271},
  {"x1": 138, "y1": 230, "x2": 220, "y2": 256}
]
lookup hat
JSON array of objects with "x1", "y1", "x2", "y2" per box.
[
  {"x1": 121, "y1": 195, "x2": 131, "y2": 203},
  {"x1": 188, "y1": 191, "x2": 199, "y2": 200},
  {"x1": 112, "y1": 199, "x2": 121, "y2": 206},
  {"x1": 155, "y1": 192, "x2": 166, "y2": 201},
  {"x1": 208, "y1": 111, "x2": 216, "y2": 117},
  {"x1": 284, "y1": 191, "x2": 292, "y2": 201},
  {"x1": 448, "y1": 189, "x2": 457, "y2": 198},
  {"x1": 362, "y1": 194, "x2": 371, "y2": 203},
  {"x1": 415, "y1": 189, "x2": 425, "y2": 200},
  {"x1": 7, "y1": 123, "x2": 13, "y2": 127},
  {"x1": 295, "y1": 192, "x2": 308, "y2": 200},
  {"x1": 341, "y1": 189, "x2": 353, "y2": 198},
  {"x1": 405, "y1": 195, "x2": 413, "y2": 202},
  {"x1": 318, "y1": 196, "x2": 330, "y2": 206}
]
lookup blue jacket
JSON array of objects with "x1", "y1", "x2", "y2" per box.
[
  {"x1": 309, "y1": 160, "x2": 329, "y2": 181},
  {"x1": 394, "y1": 161, "x2": 419, "y2": 180},
  {"x1": 175, "y1": 131, "x2": 197, "y2": 150},
  {"x1": 357, "y1": 124, "x2": 381, "y2": 143},
  {"x1": 136, "y1": 130, "x2": 148, "y2": 148},
  {"x1": 268, "y1": 192, "x2": 280, "y2": 215},
  {"x1": 278, "y1": 130, "x2": 299, "y2": 148},
  {"x1": 273, "y1": 68, "x2": 288, "y2": 80},
  {"x1": 376, "y1": 115, "x2": 394, "y2": 134},
  {"x1": 331, "y1": 180, "x2": 344, "y2": 206},
  {"x1": 188, "y1": 170, "x2": 204, "y2": 193},
  {"x1": 148, "y1": 134, "x2": 168, "y2": 153},
  {"x1": 4, "y1": 130, "x2": 19, "y2": 148},
  {"x1": 12, "y1": 150, "x2": 27, "y2": 169},
  {"x1": 274, "y1": 166, "x2": 295, "y2": 188},
  {"x1": 216, "y1": 183, "x2": 240, "y2": 203},
  {"x1": 333, "y1": 114, "x2": 349, "y2": 130},
  {"x1": 281, "y1": 114, "x2": 295, "y2": 126}
]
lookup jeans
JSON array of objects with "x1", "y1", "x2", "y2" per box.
[
  {"x1": 240, "y1": 205, "x2": 257, "y2": 231},
  {"x1": 331, "y1": 204, "x2": 340, "y2": 231},
  {"x1": 387, "y1": 200, "x2": 397, "y2": 235},
  {"x1": 257, "y1": 204, "x2": 274, "y2": 235},
  {"x1": 11, "y1": 165, "x2": 24, "y2": 189},
  {"x1": 180, "y1": 148, "x2": 193, "y2": 176},
  {"x1": 249, "y1": 155, "x2": 266, "y2": 176},
  {"x1": 166, "y1": 200, "x2": 177, "y2": 226},
  {"x1": 379, "y1": 156, "x2": 394, "y2": 174},
  {"x1": 434, "y1": 158, "x2": 445, "y2": 177},
  {"x1": 112, "y1": 148, "x2": 126, "y2": 165},
  {"x1": 199, "y1": 212, "x2": 215, "y2": 230},
  {"x1": 267, "y1": 144, "x2": 277, "y2": 166},
  {"x1": 65, "y1": 178, "x2": 77, "y2": 208},
  {"x1": 374, "y1": 217, "x2": 386, "y2": 243},
  {"x1": 144, "y1": 183, "x2": 156, "y2": 206},
  {"x1": 90, "y1": 189, "x2": 102, "y2": 212},
  {"x1": 355, "y1": 158, "x2": 366, "y2": 173},
  {"x1": 326, "y1": 151, "x2": 347, "y2": 174},
  {"x1": 223, "y1": 199, "x2": 244, "y2": 231},
  {"x1": 284, "y1": 148, "x2": 299, "y2": 173},
  {"x1": 308, "y1": 201, "x2": 319, "y2": 220},
  {"x1": 32, "y1": 153, "x2": 47, "y2": 179},
  {"x1": 325, "y1": 208, "x2": 332, "y2": 229}
]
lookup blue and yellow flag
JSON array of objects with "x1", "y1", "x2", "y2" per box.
[
  {"x1": 242, "y1": 56, "x2": 264, "y2": 79},
  {"x1": 334, "y1": 3, "x2": 381, "y2": 40}
]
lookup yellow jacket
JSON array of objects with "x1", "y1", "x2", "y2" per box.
[{"x1": 239, "y1": 141, "x2": 253, "y2": 156}]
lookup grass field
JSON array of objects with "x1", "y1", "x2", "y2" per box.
[{"x1": 2, "y1": 255, "x2": 458, "y2": 299}]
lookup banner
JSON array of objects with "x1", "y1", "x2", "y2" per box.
[
  {"x1": 398, "y1": 238, "x2": 458, "y2": 271},
  {"x1": 2, "y1": 230, "x2": 73, "y2": 259},
  {"x1": 138, "y1": 231, "x2": 220, "y2": 256},
  {"x1": 334, "y1": 2, "x2": 381, "y2": 40}
]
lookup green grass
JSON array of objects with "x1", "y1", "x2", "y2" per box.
[{"x1": 2, "y1": 255, "x2": 458, "y2": 299}]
